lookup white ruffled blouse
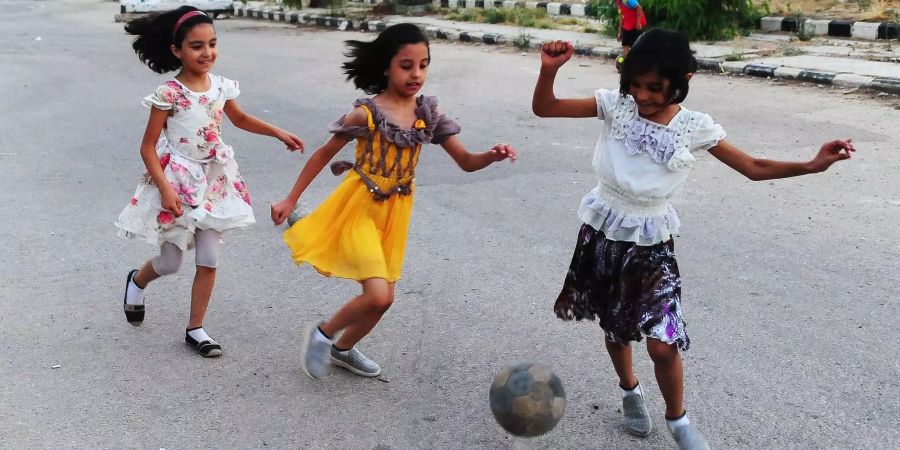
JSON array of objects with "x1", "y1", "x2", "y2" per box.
[{"x1": 579, "y1": 89, "x2": 727, "y2": 245}]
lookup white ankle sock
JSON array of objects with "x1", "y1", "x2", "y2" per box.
[
  {"x1": 621, "y1": 382, "x2": 643, "y2": 399},
  {"x1": 666, "y1": 413, "x2": 690, "y2": 433},
  {"x1": 125, "y1": 274, "x2": 144, "y2": 305},
  {"x1": 187, "y1": 327, "x2": 212, "y2": 343},
  {"x1": 313, "y1": 327, "x2": 332, "y2": 344}
]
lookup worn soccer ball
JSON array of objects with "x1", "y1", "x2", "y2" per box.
[
  {"x1": 286, "y1": 203, "x2": 310, "y2": 227},
  {"x1": 489, "y1": 363, "x2": 566, "y2": 437}
]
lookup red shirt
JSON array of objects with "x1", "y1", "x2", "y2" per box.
[{"x1": 617, "y1": 0, "x2": 647, "y2": 31}]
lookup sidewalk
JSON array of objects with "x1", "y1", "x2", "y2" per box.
[{"x1": 231, "y1": 4, "x2": 900, "y2": 94}]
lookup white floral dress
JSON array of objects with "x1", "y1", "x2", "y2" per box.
[{"x1": 115, "y1": 74, "x2": 255, "y2": 250}]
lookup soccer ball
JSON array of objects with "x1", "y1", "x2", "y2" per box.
[
  {"x1": 286, "y1": 203, "x2": 310, "y2": 227},
  {"x1": 489, "y1": 363, "x2": 566, "y2": 437}
]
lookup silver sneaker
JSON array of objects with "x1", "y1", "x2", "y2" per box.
[
  {"x1": 330, "y1": 346, "x2": 382, "y2": 377},
  {"x1": 671, "y1": 423, "x2": 710, "y2": 450},
  {"x1": 623, "y1": 393, "x2": 653, "y2": 436},
  {"x1": 299, "y1": 322, "x2": 331, "y2": 380}
]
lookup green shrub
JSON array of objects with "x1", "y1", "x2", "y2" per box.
[{"x1": 588, "y1": 0, "x2": 766, "y2": 41}]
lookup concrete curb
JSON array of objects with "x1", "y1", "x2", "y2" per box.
[
  {"x1": 232, "y1": 6, "x2": 900, "y2": 95},
  {"x1": 433, "y1": 0, "x2": 587, "y2": 17},
  {"x1": 719, "y1": 60, "x2": 900, "y2": 94},
  {"x1": 758, "y1": 16, "x2": 897, "y2": 39}
]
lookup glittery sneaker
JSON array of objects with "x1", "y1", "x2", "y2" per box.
[
  {"x1": 671, "y1": 423, "x2": 710, "y2": 450},
  {"x1": 330, "y1": 346, "x2": 382, "y2": 377},
  {"x1": 299, "y1": 322, "x2": 331, "y2": 380},
  {"x1": 623, "y1": 392, "x2": 653, "y2": 436}
]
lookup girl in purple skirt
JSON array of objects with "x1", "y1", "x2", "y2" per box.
[{"x1": 532, "y1": 30, "x2": 855, "y2": 449}]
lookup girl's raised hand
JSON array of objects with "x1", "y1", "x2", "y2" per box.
[
  {"x1": 540, "y1": 41, "x2": 575, "y2": 69},
  {"x1": 490, "y1": 144, "x2": 517, "y2": 163},
  {"x1": 276, "y1": 130, "x2": 305, "y2": 153},
  {"x1": 270, "y1": 198, "x2": 295, "y2": 226},
  {"x1": 808, "y1": 139, "x2": 856, "y2": 173}
]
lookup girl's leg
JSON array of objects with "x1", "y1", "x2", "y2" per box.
[
  {"x1": 187, "y1": 229, "x2": 221, "y2": 329},
  {"x1": 133, "y1": 241, "x2": 183, "y2": 288},
  {"x1": 319, "y1": 278, "x2": 393, "y2": 344},
  {"x1": 300, "y1": 278, "x2": 393, "y2": 379},
  {"x1": 605, "y1": 339, "x2": 638, "y2": 389},
  {"x1": 182, "y1": 229, "x2": 223, "y2": 357},
  {"x1": 646, "y1": 338, "x2": 685, "y2": 418},
  {"x1": 123, "y1": 242, "x2": 182, "y2": 325},
  {"x1": 648, "y1": 339, "x2": 710, "y2": 449},
  {"x1": 609, "y1": 339, "x2": 653, "y2": 437},
  {"x1": 332, "y1": 282, "x2": 395, "y2": 350}
]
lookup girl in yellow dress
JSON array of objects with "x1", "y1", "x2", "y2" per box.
[{"x1": 270, "y1": 24, "x2": 517, "y2": 380}]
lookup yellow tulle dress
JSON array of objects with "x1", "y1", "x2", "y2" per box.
[{"x1": 283, "y1": 96, "x2": 460, "y2": 282}]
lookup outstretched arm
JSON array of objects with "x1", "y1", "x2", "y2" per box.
[
  {"x1": 270, "y1": 107, "x2": 367, "y2": 224},
  {"x1": 532, "y1": 41, "x2": 598, "y2": 118},
  {"x1": 270, "y1": 135, "x2": 348, "y2": 225},
  {"x1": 440, "y1": 136, "x2": 516, "y2": 172},
  {"x1": 709, "y1": 139, "x2": 856, "y2": 181},
  {"x1": 223, "y1": 99, "x2": 304, "y2": 152}
]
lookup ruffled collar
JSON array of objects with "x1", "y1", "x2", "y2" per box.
[
  {"x1": 354, "y1": 96, "x2": 440, "y2": 147},
  {"x1": 609, "y1": 95, "x2": 696, "y2": 171}
]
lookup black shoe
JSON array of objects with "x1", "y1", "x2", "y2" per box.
[
  {"x1": 185, "y1": 328, "x2": 222, "y2": 358},
  {"x1": 123, "y1": 269, "x2": 144, "y2": 326}
]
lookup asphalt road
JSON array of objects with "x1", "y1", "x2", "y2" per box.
[{"x1": 1, "y1": 1, "x2": 898, "y2": 448}]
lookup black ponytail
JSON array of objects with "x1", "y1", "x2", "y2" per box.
[
  {"x1": 342, "y1": 23, "x2": 429, "y2": 95},
  {"x1": 124, "y1": 6, "x2": 214, "y2": 74}
]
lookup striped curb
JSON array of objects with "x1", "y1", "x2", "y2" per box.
[
  {"x1": 719, "y1": 61, "x2": 900, "y2": 94},
  {"x1": 231, "y1": 6, "x2": 899, "y2": 95},
  {"x1": 759, "y1": 16, "x2": 897, "y2": 39},
  {"x1": 434, "y1": 0, "x2": 587, "y2": 17}
]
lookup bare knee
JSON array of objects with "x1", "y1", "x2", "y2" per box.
[
  {"x1": 364, "y1": 290, "x2": 394, "y2": 315},
  {"x1": 647, "y1": 340, "x2": 679, "y2": 366}
]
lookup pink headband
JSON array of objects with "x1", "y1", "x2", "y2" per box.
[{"x1": 172, "y1": 11, "x2": 208, "y2": 42}]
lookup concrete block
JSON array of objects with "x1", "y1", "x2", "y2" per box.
[
  {"x1": 851, "y1": 21, "x2": 880, "y2": 40},
  {"x1": 760, "y1": 17, "x2": 784, "y2": 32}
]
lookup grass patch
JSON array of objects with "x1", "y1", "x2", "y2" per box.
[
  {"x1": 439, "y1": 7, "x2": 578, "y2": 30},
  {"x1": 783, "y1": 46, "x2": 807, "y2": 56},
  {"x1": 512, "y1": 31, "x2": 533, "y2": 49}
]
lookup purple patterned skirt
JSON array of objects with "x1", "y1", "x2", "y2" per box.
[{"x1": 554, "y1": 224, "x2": 690, "y2": 351}]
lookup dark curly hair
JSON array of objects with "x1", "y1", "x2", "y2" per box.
[
  {"x1": 343, "y1": 23, "x2": 430, "y2": 95},
  {"x1": 124, "y1": 6, "x2": 214, "y2": 74},
  {"x1": 619, "y1": 29, "x2": 698, "y2": 104}
]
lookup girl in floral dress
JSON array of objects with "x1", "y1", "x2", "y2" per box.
[
  {"x1": 533, "y1": 30, "x2": 855, "y2": 449},
  {"x1": 269, "y1": 24, "x2": 517, "y2": 380},
  {"x1": 116, "y1": 6, "x2": 304, "y2": 357}
]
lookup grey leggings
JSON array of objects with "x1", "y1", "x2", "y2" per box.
[{"x1": 151, "y1": 229, "x2": 222, "y2": 275}]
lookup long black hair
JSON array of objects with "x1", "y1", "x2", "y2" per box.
[
  {"x1": 619, "y1": 29, "x2": 698, "y2": 104},
  {"x1": 343, "y1": 23, "x2": 430, "y2": 95},
  {"x1": 124, "y1": 6, "x2": 214, "y2": 74}
]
